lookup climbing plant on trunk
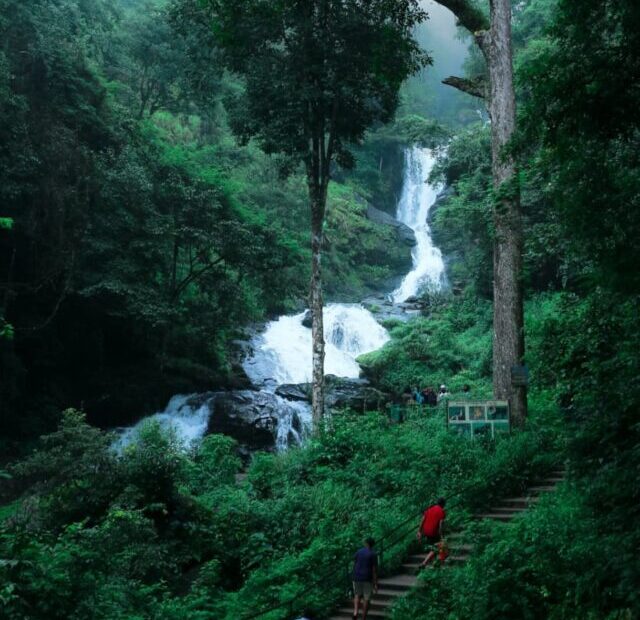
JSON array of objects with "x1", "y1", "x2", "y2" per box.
[
  {"x1": 437, "y1": 0, "x2": 527, "y2": 425},
  {"x1": 196, "y1": 0, "x2": 429, "y2": 425}
]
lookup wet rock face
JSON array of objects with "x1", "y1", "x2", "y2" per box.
[
  {"x1": 361, "y1": 294, "x2": 424, "y2": 323},
  {"x1": 276, "y1": 375, "x2": 390, "y2": 412},
  {"x1": 206, "y1": 391, "x2": 281, "y2": 451},
  {"x1": 301, "y1": 310, "x2": 313, "y2": 328},
  {"x1": 366, "y1": 204, "x2": 417, "y2": 247},
  {"x1": 201, "y1": 390, "x2": 311, "y2": 453},
  {"x1": 275, "y1": 384, "x2": 310, "y2": 402},
  {"x1": 325, "y1": 376, "x2": 390, "y2": 411}
]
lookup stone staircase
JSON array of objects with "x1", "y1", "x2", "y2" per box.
[{"x1": 329, "y1": 467, "x2": 566, "y2": 619}]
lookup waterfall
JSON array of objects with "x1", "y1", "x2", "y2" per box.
[
  {"x1": 114, "y1": 394, "x2": 211, "y2": 452},
  {"x1": 392, "y1": 147, "x2": 445, "y2": 302},
  {"x1": 118, "y1": 145, "x2": 445, "y2": 452},
  {"x1": 243, "y1": 303, "x2": 390, "y2": 386},
  {"x1": 273, "y1": 396, "x2": 313, "y2": 451},
  {"x1": 114, "y1": 392, "x2": 312, "y2": 453}
]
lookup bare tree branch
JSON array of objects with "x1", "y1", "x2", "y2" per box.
[
  {"x1": 19, "y1": 251, "x2": 75, "y2": 333},
  {"x1": 442, "y1": 75, "x2": 487, "y2": 99},
  {"x1": 172, "y1": 255, "x2": 225, "y2": 300}
]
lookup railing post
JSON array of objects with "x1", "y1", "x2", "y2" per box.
[{"x1": 346, "y1": 559, "x2": 352, "y2": 598}]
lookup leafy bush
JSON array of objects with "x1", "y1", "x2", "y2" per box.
[
  {"x1": 0, "y1": 402, "x2": 561, "y2": 620},
  {"x1": 358, "y1": 292, "x2": 493, "y2": 396}
]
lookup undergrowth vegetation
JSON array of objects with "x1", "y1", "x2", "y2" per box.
[{"x1": 0, "y1": 405, "x2": 561, "y2": 620}]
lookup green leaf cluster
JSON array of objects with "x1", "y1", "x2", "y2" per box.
[{"x1": 0, "y1": 404, "x2": 559, "y2": 620}]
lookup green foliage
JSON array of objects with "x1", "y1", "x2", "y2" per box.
[
  {"x1": 10, "y1": 409, "x2": 118, "y2": 529},
  {"x1": 323, "y1": 186, "x2": 413, "y2": 299},
  {"x1": 186, "y1": 434, "x2": 241, "y2": 491},
  {"x1": 200, "y1": 0, "x2": 429, "y2": 166},
  {"x1": 0, "y1": 0, "x2": 414, "y2": 442},
  {"x1": 0, "y1": 402, "x2": 560, "y2": 620},
  {"x1": 386, "y1": 2, "x2": 640, "y2": 616},
  {"x1": 1, "y1": 1, "x2": 639, "y2": 619},
  {"x1": 393, "y1": 484, "x2": 639, "y2": 619},
  {"x1": 358, "y1": 292, "x2": 493, "y2": 396},
  {"x1": 393, "y1": 115, "x2": 451, "y2": 148},
  {"x1": 0, "y1": 320, "x2": 13, "y2": 340},
  {"x1": 517, "y1": 0, "x2": 640, "y2": 293},
  {"x1": 430, "y1": 124, "x2": 494, "y2": 296}
]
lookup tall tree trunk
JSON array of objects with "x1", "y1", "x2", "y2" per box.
[
  {"x1": 310, "y1": 189, "x2": 325, "y2": 427},
  {"x1": 487, "y1": 0, "x2": 526, "y2": 426},
  {"x1": 437, "y1": 0, "x2": 527, "y2": 426}
]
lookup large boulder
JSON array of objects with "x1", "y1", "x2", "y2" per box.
[
  {"x1": 326, "y1": 375, "x2": 390, "y2": 411},
  {"x1": 361, "y1": 294, "x2": 423, "y2": 323},
  {"x1": 275, "y1": 383, "x2": 310, "y2": 401},
  {"x1": 207, "y1": 391, "x2": 279, "y2": 450},
  {"x1": 205, "y1": 390, "x2": 310, "y2": 453},
  {"x1": 276, "y1": 375, "x2": 390, "y2": 412},
  {"x1": 366, "y1": 204, "x2": 416, "y2": 247},
  {"x1": 301, "y1": 310, "x2": 313, "y2": 328}
]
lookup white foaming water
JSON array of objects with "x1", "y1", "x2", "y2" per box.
[
  {"x1": 243, "y1": 303, "x2": 390, "y2": 385},
  {"x1": 392, "y1": 147, "x2": 445, "y2": 302},
  {"x1": 274, "y1": 396, "x2": 313, "y2": 451},
  {"x1": 119, "y1": 145, "x2": 447, "y2": 451},
  {"x1": 115, "y1": 394, "x2": 210, "y2": 451}
]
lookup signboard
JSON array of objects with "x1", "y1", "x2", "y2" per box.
[
  {"x1": 446, "y1": 400, "x2": 510, "y2": 439},
  {"x1": 511, "y1": 365, "x2": 529, "y2": 387}
]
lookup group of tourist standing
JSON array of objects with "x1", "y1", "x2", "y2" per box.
[{"x1": 401, "y1": 383, "x2": 472, "y2": 407}]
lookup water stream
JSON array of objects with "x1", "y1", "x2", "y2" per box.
[
  {"x1": 243, "y1": 304, "x2": 390, "y2": 386},
  {"x1": 118, "y1": 147, "x2": 444, "y2": 451},
  {"x1": 393, "y1": 147, "x2": 445, "y2": 302}
]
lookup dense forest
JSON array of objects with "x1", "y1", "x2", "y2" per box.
[
  {"x1": 0, "y1": 0, "x2": 437, "y2": 438},
  {"x1": 1, "y1": 0, "x2": 639, "y2": 619}
]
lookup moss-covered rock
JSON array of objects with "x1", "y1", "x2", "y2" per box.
[{"x1": 323, "y1": 184, "x2": 413, "y2": 300}]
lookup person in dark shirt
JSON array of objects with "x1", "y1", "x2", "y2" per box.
[
  {"x1": 424, "y1": 387, "x2": 438, "y2": 407},
  {"x1": 416, "y1": 497, "x2": 446, "y2": 569},
  {"x1": 352, "y1": 537, "x2": 378, "y2": 619}
]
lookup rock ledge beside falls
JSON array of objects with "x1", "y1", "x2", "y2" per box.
[
  {"x1": 365, "y1": 204, "x2": 417, "y2": 247},
  {"x1": 179, "y1": 377, "x2": 391, "y2": 455},
  {"x1": 276, "y1": 375, "x2": 390, "y2": 412}
]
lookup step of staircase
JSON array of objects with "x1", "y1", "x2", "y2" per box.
[
  {"x1": 368, "y1": 599, "x2": 395, "y2": 612},
  {"x1": 490, "y1": 506, "x2": 529, "y2": 513},
  {"x1": 329, "y1": 468, "x2": 565, "y2": 618},
  {"x1": 475, "y1": 512, "x2": 517, "y2": 521},
  {"x1": 374, "y1": 588, "x2": 405, "y2": 602},
  {"x1": 499, "y1": 495, "x2": 541, "y2": 504},
  {"x1": 377, "y1": 574, "x2": 416, "y2": 591},
  {"x1": 335, "y1": 607, "x2": 387, "y2": 619}
]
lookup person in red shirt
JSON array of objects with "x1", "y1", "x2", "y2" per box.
[{"x1": 416, "y1": 497, "x2": 446, "y2": 569}]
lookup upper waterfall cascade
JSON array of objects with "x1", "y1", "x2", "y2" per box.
[{"x1": 392, "y1": 147, "x2": 445, "y2": 302}]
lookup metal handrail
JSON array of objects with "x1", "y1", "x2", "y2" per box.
[
  {"x1": 242, "y1": 468, "x2": 531, "y2": 620},
  {"x1": 242, "y1": 418, "x2": 558, "y2": 620}
]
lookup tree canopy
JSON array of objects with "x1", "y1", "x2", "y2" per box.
[{"x1": 201, "y1": 0, "x2": 429, "y2": 168}]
